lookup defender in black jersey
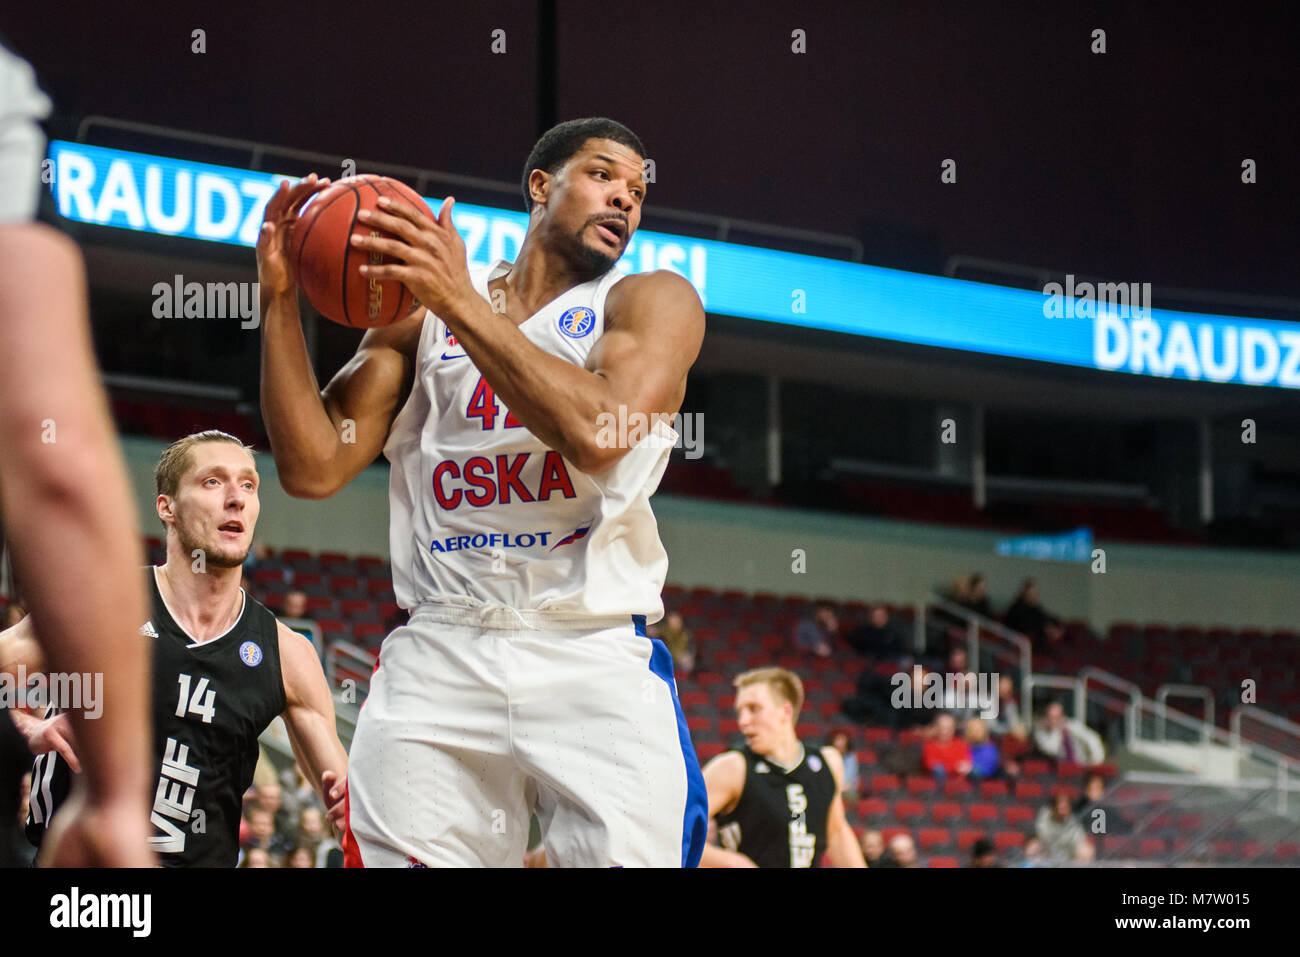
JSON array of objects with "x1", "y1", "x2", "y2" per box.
[
  {"x1": 701, "y1": 667, "x2": 865, "y2": 868},
  {"x1": 9, "y1": 432, "x2": 349, "y2": 866}
]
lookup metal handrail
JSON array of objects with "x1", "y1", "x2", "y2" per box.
[
  {"x1": 929, "y1": 598, "x2": 1033, "y2": 718},
  {"x1": 1077, "y1": 668, "x2": 1143, "y2": 749},
  {"x1": 74, "y1": 115, "x2": 865, "y2": 261},
  {"x1": 927, "y1": 591, "x2": 1298, "y2": 788},
  {"x1": 1231, "y1": 706, "x2": 1300, "y2": 752},
  {"x1": 1156, "y1": 685, "x2": 1215, "y2": 744},
  {"x1": 325, "y1": 638, "x2": 376, "y2": 691},
  {"x1": 1024, "y1": 674, "x2": 1081, "y2": 716}
]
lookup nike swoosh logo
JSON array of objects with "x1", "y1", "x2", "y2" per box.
[{"x1": 440, "y1": 352, "x2": 468, "y2": 360}]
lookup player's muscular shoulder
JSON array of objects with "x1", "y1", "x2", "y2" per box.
[
  {"x1": 276, "y1": 621, "x2": 327, "y2": 707},
  {"x1": 820, "y1": 746, "x2": 845, "y2": 787},
  {"x1": 604, "y1": 269, "x2": 705, "y2": 332}
]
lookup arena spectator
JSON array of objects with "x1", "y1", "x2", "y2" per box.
[
  {"x1": 1018, "y1": 836, "x2": 1047, "y2": 867},
  {"x1": 295, "y1": 806, "x2": 324, "y2": 850},
  {"x1": 238, "y1": 847, "x2": 271, "y2": 868},
  {"x1": 884, "y1": 832, "x2": 918, "y2": 868},
  {"x1": 658, "y1": 611, "x2": 694, "y2": 675},
  {"x1": 252, "y1": 779, "x2": 291, "y2": 835},
  {"x1": 999, "y1": 721, "x2": 1032, "y2": 780},
  {"x1": 988, "y1": 675, "x2": 1022, "y2": 734},
  {"x1": 793, "y1": 604, "x2": 837, "y2": 658},
  {"x1": 282, "y1": 589, "x2": 311, "y2": 621},
  {"x1": 1074, "y1": 772, "x2": 1126, "y2": 834},
  {"x1": 844, "y1": 602, "x2": 906, "y2": 661},
  {"x1": 1035, "y1": 792, "x2": 1088, "y2": 863},
  {"x1": 279, "y1": 763, "x2": 322, "y2": 823},
  {"x1": 942, "y1": 646, "x2": 979, "y2": 721},
  {"x1": 860, "y1": 829, "x2": 885, "y2": 867},
  {"x1": 1033, "y1": 701, "x2": 1105, "y2": 766},
  {"x1": 242, "y1": 807, "x2": 291, "y2": 861},
  {"x1": 284, "y1": 844, "x2": 315, "y2": 868},
  {"x1": 970, "y1": 836, "x2": 997, "y2": 868},
  {"x1": 828, "y1": 728, "x2": 860, "y2": 798},
  {"x1": 956, "y1": 573, "x2": 993, "y2": 619},
  {"x1": 922, "y1": 713, "x2": 972, "y2": 779},
  {"x1": 842, "y1": 664, "x2": 930, "y2": 729},
  {"x1": 1002, "y1": 578, "x2": 1065, "y2": 649},
  {"x1": 1073, "y1": 837, "x2": 1096, "y2": 864},
  {"x1": 964, "y1": 717, "x2": 1000, "y2": 780}
]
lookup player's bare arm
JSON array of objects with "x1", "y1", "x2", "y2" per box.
[
  {"x1": 277, "y1": 622, "x2": 349, "y2": 827},
  {"x1": 698, "y1": 750, "x2": 757, "y2": 868},
  {"x1": 258, "y1": 175, "x2": 424, "y2": 499},
  {"x1": 819, "y1": 746, "x2": 867, "y2": 868},
  {"x1": 0, "y1": 222, "x2": 155, "y2": 866},
  {"x1": 353, "y1": 197, "x2": 706, "y2": 476}
]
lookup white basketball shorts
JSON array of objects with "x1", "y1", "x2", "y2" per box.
[{"x1": 341, "y1": 603, "x2": 707, "y2": 867}]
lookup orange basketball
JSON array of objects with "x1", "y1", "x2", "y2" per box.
[{"x1": 290, "y1": 175, "x2": 435, "y2": 328}]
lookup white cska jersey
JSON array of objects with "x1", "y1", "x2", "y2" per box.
[{"x1": 384, "y1": 259, "x2": 676, "y2": 626}]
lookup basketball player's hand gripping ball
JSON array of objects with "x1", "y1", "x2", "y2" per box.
[{"x1": 352, "y1": 196, "x2": 477, "y2": 321}]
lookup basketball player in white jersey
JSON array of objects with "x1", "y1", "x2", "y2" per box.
[{"x1": 257, "y1": 118, "x2": 708, "y2": 866}]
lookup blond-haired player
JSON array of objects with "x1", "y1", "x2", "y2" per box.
[{"x1": 701, "y1": 667, "x2": 865, "y2": 868}]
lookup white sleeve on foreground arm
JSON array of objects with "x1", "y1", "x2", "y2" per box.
[{"x1": 0, "y1": 43, "x2": 53, "y2": 224}]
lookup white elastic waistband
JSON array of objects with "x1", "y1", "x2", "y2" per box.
[{"x1": 407, "y1": 598, "x2": 637, "y2": 633}]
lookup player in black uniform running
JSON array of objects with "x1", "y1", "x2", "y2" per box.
[
  {"x1": 5, "y1": 431, "x2": 349, "y2": 866},
  {"x1": 700, "y1": 667, "x2": 865, "y2": 868}
]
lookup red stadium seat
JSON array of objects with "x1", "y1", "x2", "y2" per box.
[
  {"x1": 956, "y1": 830, "x2": 985, "y2": 850},
  {"x1": 917, "y1": 828, "x2": 951, "y2": 849},
  {"x1": 856, "y1": 798, "x2": 888, "y2": 820},
  {"x1": 968, "y1": 804, "x2": 997, "y2": 824},
  {"x1": 931, "y1": 802, "x2": 962, "y2": 823},
  {"x1": 994, "y1": 831, "x2": 1025, "y2": 850},
  {"x1": 927, "y1": 856, "x2": 959, "y2": 868},
  {"x1": 943, "y1": 778, "x2": 974, "y2": 797},
  {"x1": 880, "y1": 826, "x2": 910, "y2": 845},
  {"x1": 686, "y1": 717, "x2": 712, "y2": 732},
  {"x1": 979, "y1": 781, "x2": 1010, "y2": 800},
  {"x1": 1014, "y1": 781, "x2": 1045, "y2": 801},
  {"x1": 695, "y1": 742, "x2": 724, "y2": 763},
  {"x1": 870, "y1": 774, "x2": 901, "y2": 793},
  {"x1": 894, "y1": 800, "x2": 925, "y2": 821},
  {"x1": 906, "y1": 777, "x2": 937, "y2": 795},
  {"x1": 1004, "y1": 806, "x2": 1035, "y2": 826}
]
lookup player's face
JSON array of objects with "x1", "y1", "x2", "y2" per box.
[
  {"x1": 168, "y1": 443, "x2": 260, "y2": 568},
  {"x1": 736, "y1": 683, "x2": 791, "y2": 754},
  {"x1": 546, "y1": 138, "x2": 644, "y2": 277}
]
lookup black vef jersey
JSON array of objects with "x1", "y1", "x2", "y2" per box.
[
  {"x1": 2, "y1": 708, "x2": 32, "y2": 868},
  {"x1": 26, "y1": 567, "x2": 285, "y2": 867},
  {"x1": 714, "y1": 744, "x2": 837, "y2": 868}
]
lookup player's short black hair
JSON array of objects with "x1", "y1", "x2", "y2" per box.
[{"x1": 520, "y1": 117, "x2": 645, "y2": 212}]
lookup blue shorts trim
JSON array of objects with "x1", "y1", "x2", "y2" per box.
[{"x1": 638, "y1": 617, "x2": 708, "y2": 867}]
